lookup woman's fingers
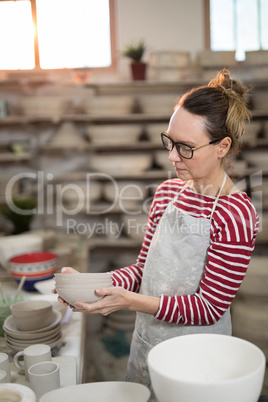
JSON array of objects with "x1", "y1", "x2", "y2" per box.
[{"x1": 61, "y1": 267, "x2": 80, "y2": 274}]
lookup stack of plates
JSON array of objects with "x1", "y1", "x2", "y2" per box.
[{"x1": 3, "y1": 309, "x2": 62, "y2": 352}]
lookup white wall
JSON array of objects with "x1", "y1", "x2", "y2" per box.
[
  {"x1": 92, "y1": 0, "x2": 206, "y2": 82},
  {"x1": 116, "y1": 0, "x2": 205, "y2": 59}
]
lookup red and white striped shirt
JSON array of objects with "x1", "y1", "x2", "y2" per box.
[{"x1": 112, "y1": 179, "x2": 259, "y2": 326}]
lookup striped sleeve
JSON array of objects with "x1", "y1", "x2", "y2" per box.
[
  {"x1": 111, "y1": 179, "x2": 183, "y2": 292},
  {"x1": 155, "y1": 194, "x2": 259, "y2": 325}
]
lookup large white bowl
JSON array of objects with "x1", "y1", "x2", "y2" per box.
[
  {"x1": 86, "y1": 124, "x2": 143, "y2": 145},
  {"x1": 39, "y1": 381, "x2": 150, "y2": 402},
  {"x1": 148, "y1": 334, "x2": 265, "y2": 402},
  {"x1": 90, "y1": 153, "x2": 152, "y2": 176}
]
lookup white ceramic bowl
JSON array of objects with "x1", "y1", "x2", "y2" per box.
[
  {"x1": 61, "y1": 181, "x2": 102, "y2": 206},
  {"x1": 20, "y1": 96, "x2": 69, "y2": 117},
  {"x1": 139, "y1": 94, "x2": 177, "y2": 115},
  {"x1": 86, "y1": 124, "x2": 143, "y2": 145},
  {"x1": 55, "y1": 281, "x2": 112, "y2": 289},
  {"x1": 148, "y1": 334, "x2": 266, "y2": 402},
  {"x1": 48, "y1": 122, "x2": 88, "y2": 149},
  {"x1": 243, "y1": 151, "x2": 268, "y2": 169},
  {"x1": 150, "y1": 51, "x2": 190, "y2": 68},
  {"x1": 245, "y1": 50, "x2": 268, "y2": 65},
  {"x1": 154, "y1": 150, "x2": 173, "y2": 171},
  {"x1": 28, "y1": 293, "x2": 68, "y2": 320},
  {"x1": 90, "y1": 153, "x2": 152, "y2": 176},
  {"x1": 146, "y1": 123, "x2": 168, "y2": 143},
  {"x1": 0, "y1": 383, "x2": 36, "y2": 402},
  {"x1": 39, "y1": 381, "x2": 150, "y2": 402},
  {"x1": 103, "y1": 181, "x2": 148, "y2": 203},
  {"x1": 10, "y1": 300, "x2": 53, "y2": 331},
  {"x1": 54, "y1": 272, "x2": 112, "y2": 281},
  {"x1": 83, "y1": 96, "x2": 134, "y2": 116},
  {"x1": 198, "y1": 50, "x2": 237, "y2": 67},
  {"x1": 55, "y1": 287, "x2": 103, "y2": 307}
]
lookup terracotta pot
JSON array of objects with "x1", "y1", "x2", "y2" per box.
[{"x1": 130, "y1": 62, "x2": 147, "y2": 80}]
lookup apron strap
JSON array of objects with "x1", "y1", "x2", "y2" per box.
[
  {"x1": 172, "y1": 172, "x2": 227, "y2": 220},
  {"x1": 210, "y1": 172, "x2": 227, "y2": 220}
]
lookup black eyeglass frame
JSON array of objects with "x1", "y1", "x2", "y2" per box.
[{"x1": 161, "y1": 132, "x2": 220, "y2": 160}]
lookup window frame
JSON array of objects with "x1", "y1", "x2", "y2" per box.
[
  {"x1": 0, "y1": 0, "x2": 117, "y2": 72},
  {"x1": 204, "y1": 0, "x2": 268, "y2": 58}
]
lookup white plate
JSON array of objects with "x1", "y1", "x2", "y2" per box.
[
  {"x1": 0, "y1": 383, "x2": 36, "y2": 402},
  {"x1": 5, "y1": 324, "x2": 61, "y2": 341},
  {"x1": 5, "y1": 333, "x2": 62, "y2": 352},
  {"x1": 39, "y1": 382, "x2": 150, "y2": 402},
  {"x1": 4, "y1": 309, "x2": 61, "y2": 335}
]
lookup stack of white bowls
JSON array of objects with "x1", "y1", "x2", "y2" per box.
[
  {"x1": 82, "y1": 96, "x2": 134, "y2": 116},
  {"x1": 54, "y1": 273, "x2": 113, "y2": 307},
  {"x1": 86, "y1": 124, "x2": 143, "y2": 145},
  {"x1": 90, "y1": 153, "x2": 152, "y2": 176},
  {"x1": 19, "y1": 96, "x2": 69, "y2": 118},
  {"x1": 3, "y1": 300, "x2": 62, "y2": 352},
  {"x1": 138, "y1": 94, "x2": 178, "y2": 115}
]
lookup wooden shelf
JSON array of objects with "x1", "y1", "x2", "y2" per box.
[
  {"x1": 0, "y1": 152, "x2": 31, "y2": 162},
  {"x1": 0, "y1": 113, "x2": 170, "y2": 126}
]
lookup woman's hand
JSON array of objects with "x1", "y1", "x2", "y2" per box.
[
  {"x1": 73, "y1": 286, "x2": 161, "y2": 317},
  {"x1": 72, "y1": 286, "x2": 130, "y2": 315}
]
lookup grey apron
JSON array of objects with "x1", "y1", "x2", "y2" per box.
[{"x1": 125, "y1": 174, "x2": 231, "y2": 401}]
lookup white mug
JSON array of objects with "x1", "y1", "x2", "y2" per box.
[
  {"x1": 13, "y1": 344, "x2": 51, "y2": 381},
  {"x1": 28, "y1": 361, "x2": 60, "y2": 400},
  {"x1": 0, "y1": 353, "x2": 11, "y2": 382}
]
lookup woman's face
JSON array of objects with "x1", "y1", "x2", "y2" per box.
[{"x1": 166, "y1": 106, "x2": 224, "y2": 183}]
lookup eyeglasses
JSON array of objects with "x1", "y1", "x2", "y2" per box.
[{"x1": 161, "y1": 132, "x2": 220, "y2": 160}]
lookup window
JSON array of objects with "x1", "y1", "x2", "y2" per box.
[
  {"x1": 0, "y1": 0, "x2": 115, "y2": 70},
  {"x1": 207, "y1": 0, "x2": 268, "y2": 60}
]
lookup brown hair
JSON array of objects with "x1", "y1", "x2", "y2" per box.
[{"x1": 176, "y1": 69, "x2": 251, "y2": 155}]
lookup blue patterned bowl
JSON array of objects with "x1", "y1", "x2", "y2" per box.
[{"x1": 9, "y1": 252, "x2": 58, "y2": 291}]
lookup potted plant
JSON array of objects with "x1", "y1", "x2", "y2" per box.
[{"x1": 122, "y1": 40, "x2": 147, "y2": 81}]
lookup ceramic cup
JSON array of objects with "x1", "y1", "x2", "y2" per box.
[
  {"x1": 13, "y1": 344, "x2": 52, "y2": 381},
  {"x1": 0, "y1": 370, "x2": 7, "y2": 383},
  {"x1": 0, "y1": 353, "x2": 11, "y2": 383},
  {"x1": 28, "y1": 361, "x2": 60, "y2": 400}
]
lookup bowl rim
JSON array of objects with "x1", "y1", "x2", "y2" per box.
[
  {"x1": 9, "y1": 252, "x2": 58, "y2": 264},
  {"x1": 148, "y1": 334, "x2": 266, "y2": 385}
]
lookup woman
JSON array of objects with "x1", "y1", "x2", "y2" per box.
[{"x1": 57, "y1": 69, "x2": 259, "y2": 399}]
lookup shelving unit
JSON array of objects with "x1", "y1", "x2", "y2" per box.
[{"x1": 0, "y1": 79, "x2": 267, "y2": 254}]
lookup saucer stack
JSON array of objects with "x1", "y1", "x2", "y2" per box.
[{"x1": 3, "y1": 309, "x2": 62, "y2": 352}]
